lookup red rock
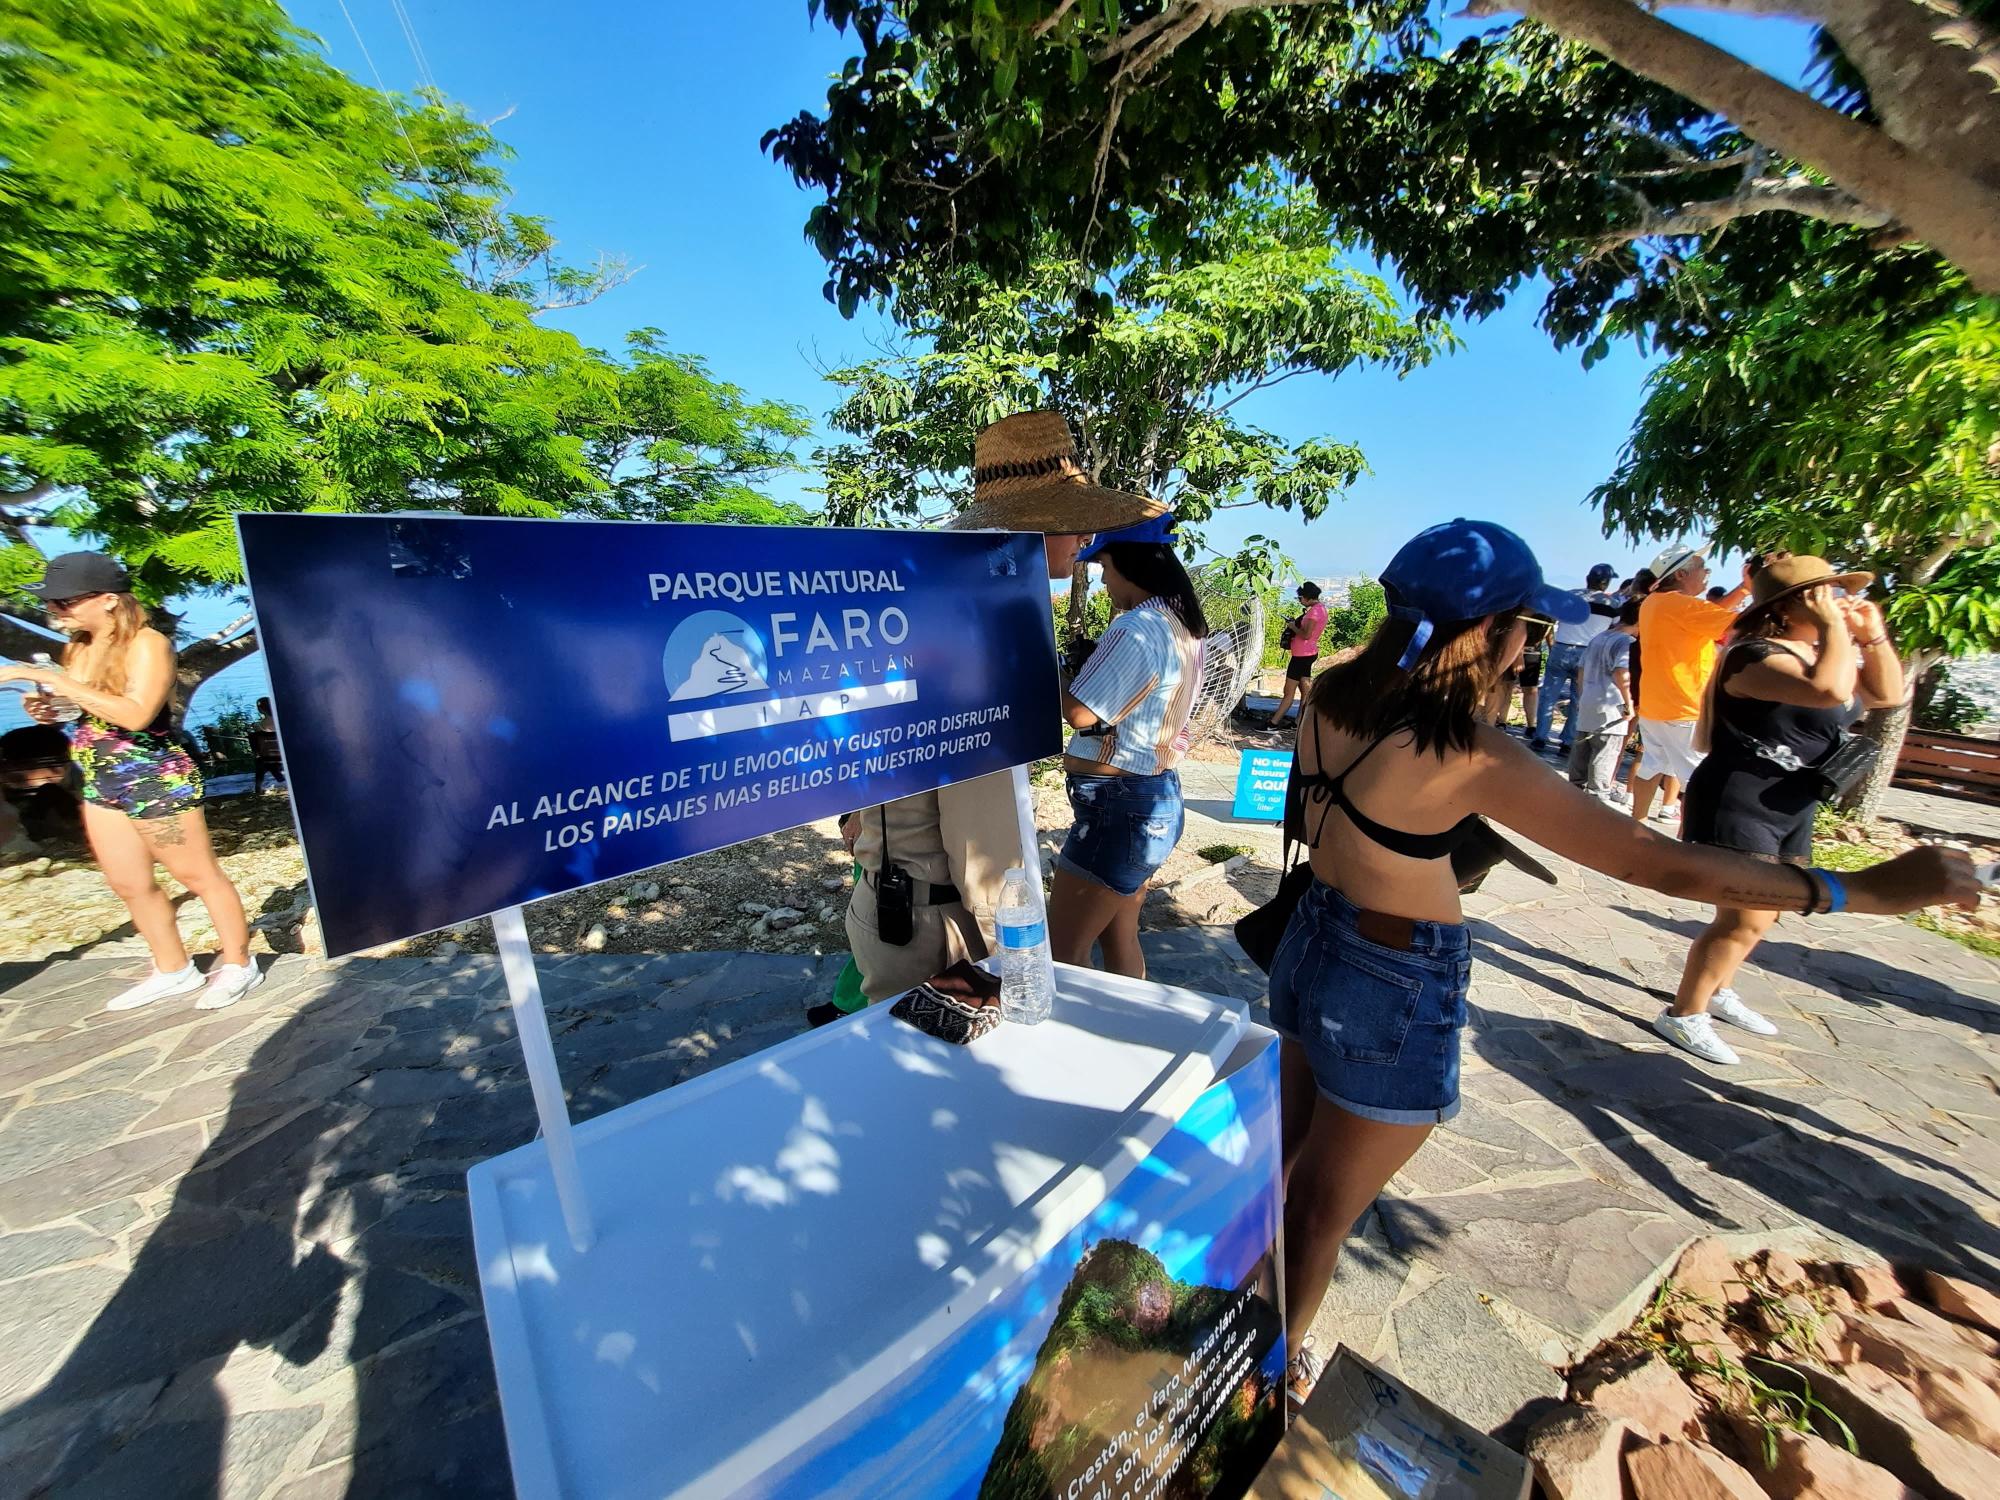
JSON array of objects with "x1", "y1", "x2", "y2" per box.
[
  {"x1": 1675, "y1": 1308, "x2": 1748, "y2": 1365},
  {"x1": 1919, "y1": 1270, "x2": 2000, "y2": 1338},
  {"x1": 1881, "y1": 1296, "x2": 2000, "y2": 1357},
  {"x1": 1526, "y1": 1405, "x2": 1636, "y2": 1500},
  {"x1": 1679, "y1": 1238, "x2": 1750, "y2": 1309},
  {"x1": 1571, "y1": 1352, "x2": 1707, "y2": 1442},
  {"x1": 1624, "y1": 1439, "x2": 1767, "y2": 1500},
  {"x1": 1835, "y1": 1312, "x2": 2000, "y2": 1395},
  {"x1": 1750, "y1": 1358, "x2": 2000, "y2": 1500},
  {"x1": 1843, "y1": 1263, "x2": 1905, "y2": 1310},
  {"x1": 1724, "y1": 1417, "x2": 1923, "y2": 1499},
  {"x1": 1762, "y1": 1250, "x2": 1811, "y2": 1292}
]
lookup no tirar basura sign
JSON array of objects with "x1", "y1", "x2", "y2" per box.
[{"x1": 237, "y1": 513, "x2": 1063, "y2": 955}]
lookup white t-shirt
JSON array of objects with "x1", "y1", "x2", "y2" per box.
[{"x1": 1553, "y1": 590, "x2": 1618, "y2": 648}]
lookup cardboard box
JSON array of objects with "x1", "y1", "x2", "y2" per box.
[{"x1": 1249, "y1": 1347, "x2": 1531, "y2": 1500}]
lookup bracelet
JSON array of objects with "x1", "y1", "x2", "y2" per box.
[
  {"x1": 1855, "y1": 635, "x2": 1888, "y2": 649},
  {"x1": 1798, "y1": 866, "x2": 1824, "y2": 916},
  {"x1": 1809, "y1": 867, "x2": 1849, "y2": 914}
]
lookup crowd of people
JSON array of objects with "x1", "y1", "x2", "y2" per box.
[{"x1": 5, "y1": 409, "x2": 1983, "y2": 1424}]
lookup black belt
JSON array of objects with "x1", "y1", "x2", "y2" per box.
[{"x1": 866, "y1": 870, "x2": 961, "y2": 906}]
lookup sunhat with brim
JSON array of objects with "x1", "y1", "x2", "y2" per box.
[
  {"x1": 1380, "y1": 519, "x2": 1589, "y2": 670},
  {"x1": 1077, "y1": 510, "x2": 1175, "y2": 561},
  {"x1": 946, "y1": 411, "x2": 1166, "y2": 535},
  {"x1": 1646, "y1": 541, "x2": 1709, "y2": 583},
  {"x1": 1738, "y1": 555, "x2": 1875, "y2": 624}
]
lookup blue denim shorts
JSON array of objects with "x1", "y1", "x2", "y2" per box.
[
  {"x1": 1056, "y1": 770, "x2": 1184, "y2": 897},
  {"x1": 1267, "y1": 880, "x2": 1472, "y2": 1125}
]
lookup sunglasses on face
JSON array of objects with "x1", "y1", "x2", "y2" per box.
[{"x1": 43, "y1": 594, "x2": 95, "y2": 611}]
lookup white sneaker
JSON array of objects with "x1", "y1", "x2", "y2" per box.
[
  {"x1": 1708, "y1": 988, "x2": 1779, "y2": 1036},
  {"x1": 1286, "y1": 1336, "x2": 1324, "y2": 1410},
  {"x1": 1654, "y1": 1008, "x2": 1740, "y2": 1065},
  {"x1": 197, "y1": 962, "x2": 264, "y2": 1010},
  {"x1": 105, "y1": 964, "x2": 204, "y2": 1012}
]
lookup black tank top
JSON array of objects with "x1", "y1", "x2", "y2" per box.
[
  {"x1": 1285, "y1": 716, "x2": 1479, "y2": 860},
  {"x1": 1710, "y1": 640, "x2": 1859, "y2": 769}
]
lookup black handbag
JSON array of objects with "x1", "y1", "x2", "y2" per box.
[{"x1": 1809, "y1": 733, "x2": 1879, "y2": 802}]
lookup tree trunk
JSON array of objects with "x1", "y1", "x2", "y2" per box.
[
  {"x1": 1840, "y1": 643, "x2": 1936, "y2": 824},
  {"x1": 1065, "y1": 561, "x2": 1092, "y2": 639},
  {"x1": 174, "y1": 630, "x2": 262, "y2": 716},
  {"x1": 1503, "y1": 0, "x2": 2000, "y2": 293},
  {"x1": 1840, "y1": 696, "x2": 1912, "y2": 825}
]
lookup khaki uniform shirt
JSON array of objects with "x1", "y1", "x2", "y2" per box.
[{"x1": 843, "y1": 771, "x2": 1023, "y2": 1001}]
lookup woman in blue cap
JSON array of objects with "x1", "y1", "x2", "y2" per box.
[
  {"x1": 1274, "y1": 519, "x2": 1977, "y2": 1405},
  {"x1": 1051, "y1": 513, "x2": 1207, "y2": 977}
]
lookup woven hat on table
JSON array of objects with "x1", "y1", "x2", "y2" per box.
[
  {"x1": 1739, "y1": 554, "x2": 1875, "y2": 624},
  {"x1": 947, "y1": 411, "x2": 1166, "y2": 535}
]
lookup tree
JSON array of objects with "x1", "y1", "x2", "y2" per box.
[
  {"x1": 1323, "y1": 578, "x2": 1388, "y2": 655},
  {"x1": 816, "y1": 185, "x2": 1448, "y2": 627},
  {"x1": 1594, "y1": 271, "x2": 2000, "y2": 816},
  {"x1": 767, "y1": 1, "x2": 2000, "y2": 340},
  {"x1": 0, "y1": 0, "x2": 806, "y2": 701}
]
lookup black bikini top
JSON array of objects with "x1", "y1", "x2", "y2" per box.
[{"x1": 1288, "y1": 716, "x2": 1481, "y2": 860}]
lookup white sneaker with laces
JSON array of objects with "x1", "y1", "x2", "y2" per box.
[
  {"x1": 197, "y1": 962, "x2": 264, "y2": 1011},
  {"x1": 105, "y1": 964, "x2": 204, "y2": 1012},
  {"x1": 1654, "y1": 1008, "x2": 1740, "y2": 1065},
  {"x1": 1708, "y1": 988, "x2": 1778, "y2": 1036},
  {"x1": 1286, "y1": 1336, "x2": 1324, "y2": 1409}
]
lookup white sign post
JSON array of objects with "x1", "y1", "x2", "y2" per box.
[{"x1": 491, "y1": 905, "x2": 595, "y2": 1254}]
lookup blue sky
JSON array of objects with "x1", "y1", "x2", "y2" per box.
[{"x1": 121, "y1": 2, "x2": 1818, "y2": 724}]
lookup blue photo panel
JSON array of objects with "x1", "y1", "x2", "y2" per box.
[{"x1": 237, "y1": 514, "x2": 1062, "y2": 955}]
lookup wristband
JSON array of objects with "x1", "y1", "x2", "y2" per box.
[
  {"x1": 1855, "y1": 635, "x2": 1887, "y2": 649},
  {"x1": 1809, "y1": 867, "x2": 1848, "y2": 914},
  {"x1": 1797, "y1": 867, "x2": 1823, "y2": 916}
]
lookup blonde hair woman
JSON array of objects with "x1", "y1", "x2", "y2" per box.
[{"x1": 5, "y1": 553, "x2": 260, "y2": 1010}]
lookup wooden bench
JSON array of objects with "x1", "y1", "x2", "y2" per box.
[{"x1": 1895, "y1": 727, "x2": 2000, "y2": 804}]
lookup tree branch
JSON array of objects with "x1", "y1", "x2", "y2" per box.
[
  {"x1": 1597, "y1": 178, "x2": 1897, "y2": 246},
  {"x1": 1031, "y1": 0, "x2": 1080, "y2": 39},
  {"x1": 1504, "y1": 0, "x2": 2000, "y2": 291}
]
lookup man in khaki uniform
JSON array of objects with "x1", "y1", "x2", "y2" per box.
[{"x1": 841, "y1": 411, "x2": 1165, "y2": 1003}]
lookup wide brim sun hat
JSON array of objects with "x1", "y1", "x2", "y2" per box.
[
  {"x1": 1738, "y1": 554, "x2": 1876, "y2": 624},
  {"x1": 947, "y1": 411, "x2": 1166, "y2": 535}
]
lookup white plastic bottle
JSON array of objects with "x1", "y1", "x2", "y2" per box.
[
  {"x1": 29, "y1": 653, "x2": 81, "y2": 723},
  {"x1": 996, "y1": 866, "x2": 1054, "y2": 1025}
]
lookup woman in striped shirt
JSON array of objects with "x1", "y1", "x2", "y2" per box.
[{"x1": 1051, "y1": 522, "x2": 1207, "y2": 977}]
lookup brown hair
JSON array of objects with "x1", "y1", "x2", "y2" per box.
[
  {"x1": 1308, "y1": 603, "x2": 1523, "y2": 757},
  {"x1": 61, "y1": 592, "x2": 152, "y2": 694}
]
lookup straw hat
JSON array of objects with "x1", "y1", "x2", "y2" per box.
[
  {"x1": 1741, "y1": 554, "x2": 1875, "y2": 622},
  {"x1": 947, "y1": 411, "x2": 1166, "y2": 534}
]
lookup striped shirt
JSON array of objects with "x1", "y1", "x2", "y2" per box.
[{"x1": 1068, "y1": 597, "x2": 1204, "y2": 775}]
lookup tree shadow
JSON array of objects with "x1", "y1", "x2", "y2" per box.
[
  {"x1": 0, "y1": 962, "x2": 528, "y2": 1497},
  {"x1": 1462, "y1": 947, "x2": 2000, "y2": 1279},
  {"x1": 1607, "y1": 903, "x2": 2000, "y2": 1033}
]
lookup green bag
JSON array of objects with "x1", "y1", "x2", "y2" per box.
[{"x1": 831, "y1": 860, "x2": 867, "y2": 1013}]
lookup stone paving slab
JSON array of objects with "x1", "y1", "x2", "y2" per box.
[{"x1": 1, "y1": 840, "x2": 1997, "y2": 1492}]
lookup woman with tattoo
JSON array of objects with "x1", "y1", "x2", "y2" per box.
[
  {"x1": 1274, "y1": 521, "x2": 1979, "y2": 1408},
  {"x1": 4, "y1": 554, "x2": 261, "y2": 1010}
]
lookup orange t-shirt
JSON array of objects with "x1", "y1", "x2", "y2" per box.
[{"x1": 1637, "y1": 590, "x2": 1740, "y2": 722}]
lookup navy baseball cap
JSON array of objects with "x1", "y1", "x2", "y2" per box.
[
  {"x1": 1078, "y1": 510, "x2": 1175, "y2": 561},
  {"x1": 1380, "y1": 520, "x2": 1588, "y2": 668},
  {"x1": 25, "y1": 551, "x2": 130, "y2": 599}
]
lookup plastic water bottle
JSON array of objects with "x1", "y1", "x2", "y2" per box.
[
  {"x1": 29, "y1": 654, "x2": 81, "y2": 722},
  {"x1": 996, "y1": 866, "x2": 1054, "y2": 1026}
]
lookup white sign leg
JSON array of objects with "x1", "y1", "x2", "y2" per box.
[
  {"x1": 492, "y1": 904, "x2": 596, "y2": 1253},
  {"x1": 1010, "y1": 762, "x2": 1058, "y2": 995}
]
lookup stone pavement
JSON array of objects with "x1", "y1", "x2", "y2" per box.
[{"x1": 3, "y1": 852, "x2": 1998, "y2": 1492}]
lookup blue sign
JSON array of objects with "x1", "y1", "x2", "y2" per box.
[
  {"x1": 1231, "y1": 749, "x2": 1293, "y2": 821},
  {"x1": 237, "y1": 514, "x2": 1062, "y2": 955}
]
